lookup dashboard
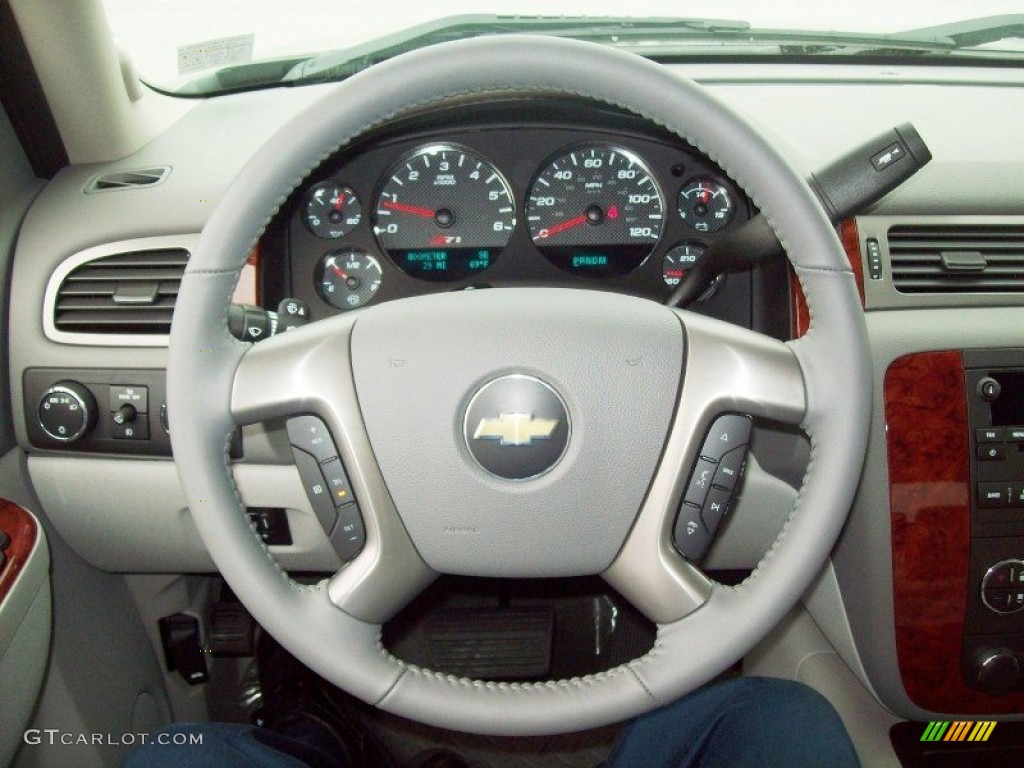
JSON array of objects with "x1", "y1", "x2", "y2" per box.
[{"x1": 270, "y1": 100, "x2": 759, "y2": 328}]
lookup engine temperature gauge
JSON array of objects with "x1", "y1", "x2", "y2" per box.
[
  {"x1": 663, "y1": 242, "x2": 724, "y2": 302},
  {"x1": 677, "y1": 178, "x2": 735, "y2": 233},
  {"x1": 316, "y1": 248, "x2": 382, "y2": 310}
]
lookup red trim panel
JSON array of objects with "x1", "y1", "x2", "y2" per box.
[{"x1": 0, "y1": 499, "x2": 38, "y2": 606}]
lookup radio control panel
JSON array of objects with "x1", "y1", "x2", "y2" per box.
[{"x1": 962, "y1": 349, "x2": 1024, "y2": 694}]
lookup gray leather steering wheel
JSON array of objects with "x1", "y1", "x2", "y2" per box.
[{"x1": 168, "y1": 35, "x2": 870, "y2": 736}]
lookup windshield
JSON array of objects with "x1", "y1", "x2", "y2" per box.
[{"x1": 103, "y1": 0, "x2": 1024, "y2": 95}]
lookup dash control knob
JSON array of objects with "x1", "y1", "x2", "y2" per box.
[
  {"x1": 38, "y1": 381, "x2": 97, "y2": 442},
  {"x1": 974, "y1": 648, "x2": 1020, "y2": 696},
  {"x1": 978, "y1": 377, "x2": 1002, "y2": 402}
]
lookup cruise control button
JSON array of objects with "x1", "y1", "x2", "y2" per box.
[
  {"x1": 330, "y1": 503, "x2": 365, "y2": 561},
  {"x1": 673, "y1": 503, "x2": 710, "y2": 561},
  {"x1": 713, "y1": 446, "x2": 747, "y2": 492},
  {"x1": 702, "y1": 486, "x2": 732, "y2": 533},
  {"x1": 683, "y1": 458, "x2": 718, "y2": 507},
  {"x1": 291, "y1": 448, "x2": 338, "y2": 532},
  {"x1": 286, "y1": 415, "x2": 338, "y2": 463},
  {"x1": 701, "y1": 414, "x2": 752, "y2": 462},
  {"x1": 320, "y1": 458, "x2": 355, "y2": 507}
]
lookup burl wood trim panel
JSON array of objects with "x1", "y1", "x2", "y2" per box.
[{"x1": 0, "y1": 499, "x2": 38, "y2": 605}]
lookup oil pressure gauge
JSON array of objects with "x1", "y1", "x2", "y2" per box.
[
  {"x1": 316, "y1": 248, "x2": 382, "y2": 310},
  {"x1": 304, "y1": 182, "x2": 362, "y2": 239}
]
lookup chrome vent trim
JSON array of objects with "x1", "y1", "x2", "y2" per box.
[
  {"x1": 889, "y1": 224, "x2": 1024, "y2": 294},
  {"x1": 44, "y1": 235, "x2": 199, "y2": 347},
  {"x1": 84, "y1": 166, "x2": 171, "y2": 193}
]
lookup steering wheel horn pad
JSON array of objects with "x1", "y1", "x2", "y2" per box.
[{"x1": 169, "y1": 35, "x2": 870, "y2": 736}]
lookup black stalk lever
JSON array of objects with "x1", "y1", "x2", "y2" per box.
[{"x1": 666, "y1": 123, "x2": 932, "y2": 307}]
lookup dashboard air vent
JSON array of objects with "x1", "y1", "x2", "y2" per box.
[
  {"x1": 53, "y1": 249, "x2": 189, "y2": 335},
  {"x1": 888, "y1": 224, "x2": 1024, "y2": 294},
  {"x1": 85, "y1": 166, "x2": 170, "y2": 193}
]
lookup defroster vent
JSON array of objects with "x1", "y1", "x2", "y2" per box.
[
  {"x1": 889, "y1": 224, "x2": 1024, "y2": 294},
  {"x1": 52, "y1": 248, "x2": 189, "y2": 336}
]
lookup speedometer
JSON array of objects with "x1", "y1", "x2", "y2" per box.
[
  {"x1": 526, "y1": 145, "x2": 664, "y2": 277},
  {"x1": 374, "y1": 144, "x2": 514, "y2": 281}
]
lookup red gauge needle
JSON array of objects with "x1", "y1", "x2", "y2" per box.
[
  {"x1": 700, "y1": 188, "x2": 712, "y2": 204},
  {"x1": 331, "y1": 264, "x2": 348, "y2": 280},
  {"x1": 333, "y1": 195, "x2": 345, "y2": 212},
  {"x1": 538, "y1": 214, "x2": 587, "y2": 239},
  {"x1": 382, "y1": 200, "x2": 435, "y2": 218}
]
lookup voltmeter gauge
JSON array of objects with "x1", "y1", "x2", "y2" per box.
[
  {"x1": 303, "y1": 182, "x2": 362, "y2": 239},
  {"x1": 316, "y1": 248, "x2": 382, "y2": 310},
  {"x1": 677, "y1": 178, "x2": 735, "y2": 233}
]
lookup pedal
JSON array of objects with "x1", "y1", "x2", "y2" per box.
[
  {"x1": 425, "y1": 606, "x2": 552, "y2": 679},
  {"x1": 210, "y1": 602, "x2": 255, "y2": 656}
]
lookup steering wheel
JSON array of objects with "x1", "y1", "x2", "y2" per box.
[{"x1": 168, "y1": 35, "x2": 869, "y2": 736}]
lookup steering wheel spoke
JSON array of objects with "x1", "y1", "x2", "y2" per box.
[
  {"x1": 603, "y1": 313, "x2": 806, "y2": 624},
  {"x1": 231, "y1": 317, "x2": 436, "y2": 624}
]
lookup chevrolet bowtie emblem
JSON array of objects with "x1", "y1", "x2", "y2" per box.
[{"x1": 473, "y1": 413, "x2": 560, "y2": 447}]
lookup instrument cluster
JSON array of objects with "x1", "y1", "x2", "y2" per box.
[{"x1": 280, "y1": 104, "x2": 751, "y2": 317}]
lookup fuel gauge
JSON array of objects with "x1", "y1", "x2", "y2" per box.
[{"x1": 317, "y1": 248, "x2": 382, "y2": 310}]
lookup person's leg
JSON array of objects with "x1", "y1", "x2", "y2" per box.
[
  {"x1": 606, "y1": 677, "x2": 860, "y2": 768},
  {"x1": 122, "y1": 722, "x2": 342, "y2": 768}
]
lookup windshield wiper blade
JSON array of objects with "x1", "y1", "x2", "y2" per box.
[
  {"x1": 899, "y1": 14, "x2": 1024, "y2": 49},
  {"x1": 282, "y1": 15, "x2": 752, "y2": 84},
  {"x1": 278, "y1": 13, "x2": 1022, "y2": 88}
]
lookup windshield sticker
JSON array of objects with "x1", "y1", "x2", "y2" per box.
[{"x1": 177, "y1": 33, "x2": 254, "y2": 75}]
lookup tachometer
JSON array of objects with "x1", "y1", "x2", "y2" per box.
[
  {"x1": 526, "y1": 145, "x2": 664, "y2": 277},
  {"x1": 373, "y1": 145, "x2": 514, "y2": 281}
]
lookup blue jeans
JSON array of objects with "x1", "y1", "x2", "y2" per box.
[{"x1": 125, "y1": 677, "x2": 859, "y2": 768}]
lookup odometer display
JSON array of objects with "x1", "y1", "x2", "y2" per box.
[
  {"x1": 373, "y1": 145, "x2": 514, "y2": 281},
  {"x1": 526, "y1": 145, "x2": 664, "y2": 277}
]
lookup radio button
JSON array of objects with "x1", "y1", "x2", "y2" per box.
[
  {"x1": 683, "y1": 458, "x2": 718, "y2": 508},
  {"x1": 700, "y1": 414, "x2": 752, "y2": 462},
  {"x1": 1011, "y1": 483, "x2": 1024, "y2": 508},
  {"x1": 978, "y1": 483, "x2": 1009, "y2": 509},
  {"x1": 1009, "y1": 427, "x2": 1024, "y2": 442},
  {"x1": 982, "y1": 560, "x2": 1024, "y2": 615},
  {"x1": 976, "y1": 427, "x2": 1005, "y2": 443},
  {"x1": 977, "y1": 445, "x2": 1007, "y2": 462}
]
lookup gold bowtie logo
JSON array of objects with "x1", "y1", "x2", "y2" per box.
[{"x1": 473, "y1": 413, "x2": 559, "y2": 447}]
